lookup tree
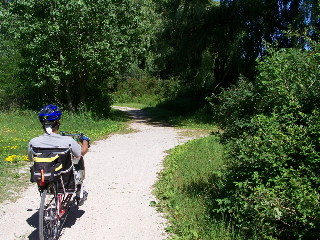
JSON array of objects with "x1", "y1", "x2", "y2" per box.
[
  {"x1": 0, "y1": 1, "x2": 22, "y2": 109},
  {"x1": 151, "y1": 0, "x2": 319, "y2": 100},
  {"x1": 5, "y1": 0, "x2": 152, "y2": 113},
  {"x1": 150, "y1": 0, "x2": 219, "y2": 101}
]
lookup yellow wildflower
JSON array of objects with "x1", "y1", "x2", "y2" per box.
[
  {"x1": 2, "y1": 145, "x2": 18, "y2": 150},
  {"x1": 4, "y1": 128, "x2": 17, "y2": 133},
  {"x1": 5, "y1": 155, "x2": 18, "y2": 162},
  {"x1": 5, "y1": 155, "x2": 29, "y2": 162}
]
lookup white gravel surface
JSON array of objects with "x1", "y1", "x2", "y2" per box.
[{"x1": 0, "y1": 107, "x2": 197, "y2": 240}]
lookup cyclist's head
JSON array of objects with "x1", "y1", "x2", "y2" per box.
[{"x1": 39, "y1": 104, "x2": 62, "y2": 134}]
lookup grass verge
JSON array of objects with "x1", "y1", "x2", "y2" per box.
[
  {"x1": 154, "y1": 135, "x2": 240, "y2": 239},
  {"x1": 0, "y1": 108, "x2": 129, "y2": 203}
]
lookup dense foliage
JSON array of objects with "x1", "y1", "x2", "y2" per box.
[
  {"x1": 151, "y1": 0, "x2": 319, "y2": 100},
  {"x1": 211, "y1": 42, "x2": 320, "y2": 238},
  {"x1": 0, "y1": 2, "x2": 21, "y2": 108},
  {"x1": 1, "y1": 0, "x2": 318, "y2": 110},
  {"x1": 1, "y1": 0, "x2": 154, "y2": 113},
  {"x1": 212, "y1": 42, "x2": 320, "y2": 139}
]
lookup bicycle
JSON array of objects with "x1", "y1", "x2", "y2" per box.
[{"x1": 30, "y1": 132, "x2": 85, "y2": 240}]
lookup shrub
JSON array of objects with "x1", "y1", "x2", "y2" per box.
[
  {"x1": 210, "y1": 47, "x2": 320, "y2": 140},
  {"x1": 113, "y1": 71, "x2": 183, "y2": 107},
  {"x1": 218, "y1": 111, "x2": 320, "y2": 239},
  {"x1": 256, "y1": 47, "x2": 320, "y2": 115},
  {"x1": 211, "y1": 43, "x2": 320, "y2": 239},
  {"x1": 210, "y1": 77, "x2": 259, "y2": 140},
  {"x1": 113, "y1": 75, "x2": 164, "y2": 106}
]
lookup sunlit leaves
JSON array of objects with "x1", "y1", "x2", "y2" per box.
[{"x1": 4, "y1": 0, "x2": 153, "y2": 110}]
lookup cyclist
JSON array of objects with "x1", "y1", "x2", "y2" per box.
[{"x1": 28, "y1": 104, "x2": 90, "y2": 205}]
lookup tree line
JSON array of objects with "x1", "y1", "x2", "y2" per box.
[
  {"x1": 0, "y1": 0, "x2": 154, "y2": 113},
  {"x1": 1, "y1": 0, "x2": 318, "y2": 112}
]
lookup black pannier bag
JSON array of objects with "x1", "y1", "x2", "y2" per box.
[{"x1": 30, "y1": 147, "x2": 76, "y2": 192}]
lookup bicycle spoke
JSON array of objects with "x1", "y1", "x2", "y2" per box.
[{"x1": 39, "y1": 183, "x2": 61, "y2": 240}]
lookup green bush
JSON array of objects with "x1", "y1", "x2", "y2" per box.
[
  {"x1": 211, "y1": 47, "x2": 320, "y2": 141},
  {"x1": 211, "y1": 43, "x2": 320, "y2": 239},
  {"x1": 113, "y1": 70, "x2": 184, "y2": 107},
  {"x1": 210, "y1": 77, "x2": 259, "y2": 141},
  {"x1": 0, "y1": 40, "x2": 21, "y2": 110},
  {"x1": 218, "y1": 111, "x2": 320, "y2": 239},
  {"x1": 157, "y1": 96, "x2": 200, "y2": 115},
  {"x1": 113, "y1": 75, "x2": 163, "y2": 106},
  {"x1": 85, "y1": 88, "x2": 112, "y2": 118},
  {"x1": 256, "y1": 47, "x2": 320, "y2": 114}
]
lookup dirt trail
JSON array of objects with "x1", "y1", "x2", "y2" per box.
[{"x1": 0, "y1": 107, "x2": 198, "y2": 240}]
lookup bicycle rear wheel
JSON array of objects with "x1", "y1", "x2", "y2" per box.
[{"x1": 39, "y1": 183, "x2": 60, "y2": 240}]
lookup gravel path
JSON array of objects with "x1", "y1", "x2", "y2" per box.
[{"x1": 0, "y1": 107, "x2": 197, "y2": 240}]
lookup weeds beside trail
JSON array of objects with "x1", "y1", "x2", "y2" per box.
[
  {"x1": 0, "y1": 109, "x2": 129, "y2": 203},
  {"x1": 155, "y1": 136, "x2": 241, "y2": 239}
]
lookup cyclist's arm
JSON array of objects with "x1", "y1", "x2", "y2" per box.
[
  {"x1": 27, "y1": 142, "x2": 33, "y2": 161},
  {"x1": 70, "y1": 139, "x2": 82, "y2": 158},
  {"x1": 81, "y1": 140, "x2": 89, "y2": 156}
]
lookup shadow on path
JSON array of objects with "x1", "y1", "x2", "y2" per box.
[
  {"x1": 26, "y1": 206, "x2": 85, "y2": 240},
  {"x1": 115, "y1": 107, "x2": 173, "y2": 127}
]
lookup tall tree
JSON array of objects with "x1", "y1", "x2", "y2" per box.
[
  {"x1": 214, "y1": 0, "x2": 319, "y2": 85},
  {"x1": 151, "y1": 0, "x2": 319, "y2": 98},
  {"x1": 0, "y1": 1, "x2": 22, "y2": 108},
  {"x1": 151, "y1": 0, "x2": 219, "y2": 100},
  {"x1": 5, "y1": 0, "x2": 152, "y2": 112}
]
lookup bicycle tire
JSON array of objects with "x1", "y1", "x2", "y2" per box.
[{"x1": 39, "y1": 183, "x2": 60, "y2": 240}]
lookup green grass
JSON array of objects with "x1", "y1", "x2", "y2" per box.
[
  {"x1": 113, "y1": 93, "x2": 162, "y2": 108},
  {"x1": 0, "y1": 108, "x2": 129, "y2": 203},
  {"x1": 154, "y1": 135, "x2": 241, "y2": 240}
]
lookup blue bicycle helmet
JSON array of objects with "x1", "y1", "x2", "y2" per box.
[{"x1": 39, "y1": 104, "x2": 62, "y2": 125}]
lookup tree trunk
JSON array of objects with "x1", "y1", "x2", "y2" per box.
[
  {"x1": 50, "y1": 0, "x2": 73, "y2": 113},
  {"x1": 79, "y1": 73, "x2": 86, "y2": 104},
  {"x1": 60, "y1": 50, "x2": 73, "y2": 113},
  {"x1": 65, "y1": 78, "x2": 74, "y2": 113}
]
